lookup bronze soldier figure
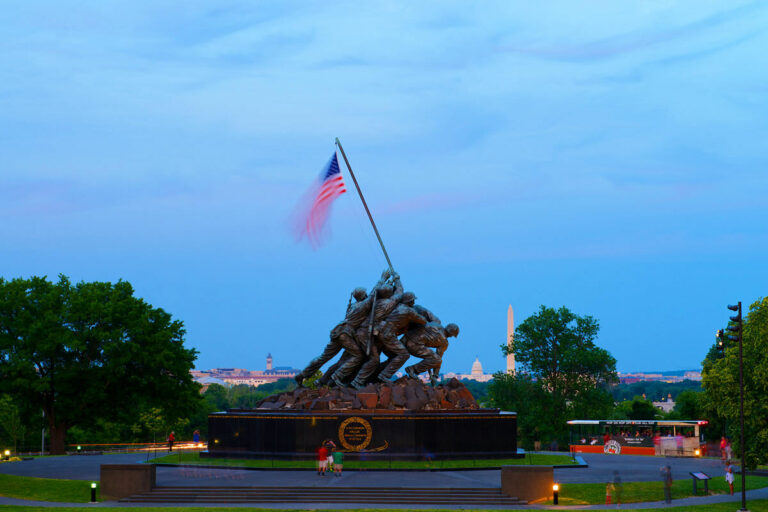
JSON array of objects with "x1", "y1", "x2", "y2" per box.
[
  {"x1": 371, "y1": 292, "x2": 426, "y2": 383},
  {"x1": 294, "y1": 270, "x2": 390, "y2": 387},
  {"x1": 349, "y1": 275, "x2": 404, "y2": 389},
  {"x1": 403, "y1": 321, "x2": 459, "y2": 386}
]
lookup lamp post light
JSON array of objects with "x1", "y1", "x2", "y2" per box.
[
  {"x1": 3, "y1": 450, "x2": 9, "y2": 461},
  {"x1": 552, "y1": 483, "x2": 559, "y2": 505},
  {"x1": 90, "y1": 482, "x2": 97, "y2": 503},
  {"x1": 726, "y1": 302, "x2": 748, "y2": 512}
]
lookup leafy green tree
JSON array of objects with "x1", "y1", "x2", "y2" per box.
[
  {"x1": 0, "y1": 394, "x2": 26, "y2": 453},
  {"x1": 702, "y1": 297, "x2": 768, "y2": 468},
  {"x1": 0, "y1": 275, "x2": 201, "y2": 454},
  {"x1": 668, "y1": 390, "x2": 703, "y2": 420},
  {"x1": 489, "y1": 372, "x2": 559, "y2": 449},
  {"x1": 202, "y1": 384, "x2": 230, "y2": 411},
  {"x1": 493, "y1": 306, "x2": 618, "y2": 446},
  {"x1": 628, "y1": 397, "x2": 658, "y2": 420},
  {"x1": 611, "y1": 380, "x2": 702, "y2": 402}
]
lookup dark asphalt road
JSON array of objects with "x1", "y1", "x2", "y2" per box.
[{"x1": 0, "y1": 451, "x2": 732, "y2": 488}]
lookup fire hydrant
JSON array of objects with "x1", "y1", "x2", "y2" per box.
[{"x1": 606, "y1": 482, "x2": 613, "y2": 504}]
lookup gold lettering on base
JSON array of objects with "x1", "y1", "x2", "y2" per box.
[{"x1": 338, "y1": 416, "x2": 373, "y2": 451}]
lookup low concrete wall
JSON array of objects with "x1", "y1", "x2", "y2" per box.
[
  {"x1": 100, "y1": 464, "x2": 156, "y2": 500},
  {"x1": 501, "y1": 465, "x2": 554, "y2": 504}
]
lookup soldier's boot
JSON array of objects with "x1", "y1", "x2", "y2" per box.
[
  {"x1": 405, "y1": 366, "x2": 418, "y2": 380},
  {"x1": 294, "y1": 373, "x2": 305, "y2": 388}
]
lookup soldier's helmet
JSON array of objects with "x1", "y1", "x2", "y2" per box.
[
  {"x1": 376, "y1": 284, "x2": 395, "y2": 299},
  {"x1": 402, "y1": 292, "x2": 416, "y2": 306},
  {"x1": 445, "y1": 323, "x2": 460, "y2": 337},
  {"x1": 352, "y1": 287, "x2": 367, "y2": 301}
]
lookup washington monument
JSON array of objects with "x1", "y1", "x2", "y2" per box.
[{"x1": 506, "y1": 305, "x2": 515, "y2": 374}]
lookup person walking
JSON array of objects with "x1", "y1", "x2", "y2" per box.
[
  {"x1": 333, "y1": 449, "x2": 344, "y2": 477},
  {"x1": 720, "y1": 436, "x2": 728, "y2": 461},
  {"x1": 613, "y1": 470, "x2": 623, "y2": 505},
  {"x1": 725, "y1": 460, "x2": 735, "y2": 495},
  {"x1": 192, "y1": 429, "x2": 200, "y2": 446},
  {"x1": 660, "y1": 465, "x2": 672, "y2": 503},
  {"x1": 167, "y1": 431, "x2": 175, "y2": 452}
]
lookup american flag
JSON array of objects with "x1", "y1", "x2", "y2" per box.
[{"x1": 293, "y1": 152, "x2": 347, "y2": 248}]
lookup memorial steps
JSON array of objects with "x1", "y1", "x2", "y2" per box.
[{"x1": 120, "y1": 485, "x2": 527, "y2": 506}]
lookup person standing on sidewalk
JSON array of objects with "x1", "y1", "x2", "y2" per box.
[
  {"x1": 316, "y1": 443, "x2": 329, "y2": 476},
  {"x1": 333, "y1": 449, "x2": 344, "y2": 477},
  {"x1": 167, "y1": 431, "x2": 175, "y2": 452},
  {"x1": 725, "y1": 460, "x2": 735, "y2": 495}
]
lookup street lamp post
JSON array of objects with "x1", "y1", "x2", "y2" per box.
[{"x1": 727, "y1": 302, "x2": 747, "y2": 512}]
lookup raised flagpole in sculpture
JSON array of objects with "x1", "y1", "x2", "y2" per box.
[
  {"x1": 292, "y1": 138, "x2": 459, "y2": 388},
  {"x1": 334, "y1": 137, "x2": 395, "y2": 276}
]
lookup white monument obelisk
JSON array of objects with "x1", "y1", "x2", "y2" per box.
[{"x1": 506, "y1": 305, "x2": 515, "y2": 374}]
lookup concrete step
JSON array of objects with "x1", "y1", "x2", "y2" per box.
[{"x1": 121, "y1": 486, "x2": 526, "y2": 505}]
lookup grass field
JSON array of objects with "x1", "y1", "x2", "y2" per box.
[
  {"x1": 0, "y1": 473, "x2": 98, "y2": 503},
  {"x1": 149, "y1": 451, "x2": 576, "y2": 469},
  {"x1": 545, "y1": 474, "x2": 768, "y2": 505},
  {"x1": 2, "y1": 503, "x2": 768, "y2": 512}
]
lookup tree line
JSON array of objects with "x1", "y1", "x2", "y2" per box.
[{"x1": 1, "y1": 275, "x2": 766, "y2": 467}]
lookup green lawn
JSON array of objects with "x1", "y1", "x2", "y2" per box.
[
  {"x1": 149, "y1": 451, "x2": 575, "y2": 469},
  {"x1": 544, "y1": 475, "x2": 768, "y2": 505},
  {"x1": 3, "y1": 504, "x2": 768, "y2": 512},
  {"x1": 0, "y1": 473, "x2": 99, "y2": 503}
]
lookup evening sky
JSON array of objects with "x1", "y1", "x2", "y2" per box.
[{"x1": 1, "y1": 1, "x2": 766, "y2": 374}]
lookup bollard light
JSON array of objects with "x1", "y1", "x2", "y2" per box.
[
  {"x1": 90, "y1": 482, "x2": 97, "y2": 503},
  {"x1": 694, "y1": 448, "x2": 701, "y2": 457},
  {"x1": 3, "y1": 450, "x2": 9, "y2": 461},
  {"x1": 553, "y1": 483, "x2": 559, "y2": 505}
]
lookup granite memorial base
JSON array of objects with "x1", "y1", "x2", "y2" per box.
[
  {"x1": 205, "y1": 409, "x2": 517, "y2": 460},
  {"x1": 501, "y1": 465, "x2": 554, "y2": 504},
  {"x1": 100, "y1": 464, "x2": 156, "y2": 500}
]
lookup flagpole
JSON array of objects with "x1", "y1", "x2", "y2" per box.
[{"x1": 335, "y1": 137, "x2": 395, "y2": 276}]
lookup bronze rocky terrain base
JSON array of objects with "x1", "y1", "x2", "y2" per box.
[{"x1": 254, "y1": 377, "x2": 478, "y2": 411}]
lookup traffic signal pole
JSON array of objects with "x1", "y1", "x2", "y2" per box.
[
  {"x1": 728, "y1": 302, "x2": 747, "y2": 512},
  {"x1": 737, "y1": 302, "x2": 746, "y2": 511}
]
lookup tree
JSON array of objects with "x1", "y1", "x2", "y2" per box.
[
  {"x1": 702, "y1": 296, "x2": 768, "y2": 468},
  {"x1": 0, "y1": 394, "x2": 26, "y2": 453},
  {"x1": 0, "y1": 275, "x2": 201, "y2": 454},
  {"x1": 503, "y1": 306, "x2": 617, "y2": 400},
  {"x1": 669, "y1": 390, "x2": 703, "y2": 420},
  {"x1": 493, "y1": 305, "x2": 618, "y2": 446}
]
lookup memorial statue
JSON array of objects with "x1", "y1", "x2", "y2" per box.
[
  {"x1": 294, "y1": 270, "x2": 392, "y2": 387},
  {"x1": 300, "y1": 269, "x2": 459, "y2": 389}
]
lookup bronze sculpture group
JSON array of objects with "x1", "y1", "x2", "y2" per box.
[{"x1": 294, "y1": 269, "x2": 459, "y2": 389}]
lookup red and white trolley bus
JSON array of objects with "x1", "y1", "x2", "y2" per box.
[{"x1": 568, "y1": 419, "x2": 707, "y2": 456}]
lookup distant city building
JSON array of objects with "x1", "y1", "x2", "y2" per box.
[
  {"x1": 191, "y1": 354, "x2": 299, "y2": 389},
  {"x1": 618, "y1": 371, "x2": 702, "y2": 384},
  {"x1": 443, "y1": 356, "x2": 494, "y2": 383},
  {"x1": 652, "y1": 393, "x2": 676, "y2": 413}
]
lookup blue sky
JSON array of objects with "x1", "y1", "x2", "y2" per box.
[{"x1": 1, "y1": 1, "x2": 766, "y2": 374}]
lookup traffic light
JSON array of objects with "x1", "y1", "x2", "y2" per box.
[
  {"x1": 716, "y1": 329, "x2": 725, "y2": 352},
  {"x1": 727, "y1": 303, "x2": 742, "y2": 343}
]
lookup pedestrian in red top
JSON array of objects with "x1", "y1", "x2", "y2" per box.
[
  {"x1": 316, "y1": 444, "x2": 329, "y2": 476},
  {"x1": 168, "y1": 431, "x2": 175, "y2": 452}
]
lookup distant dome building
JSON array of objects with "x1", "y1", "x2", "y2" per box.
[
  {"x1": 471, "y1": 357, "x2": 484, "y2": 377},
  {"x1": 443, "y1": 356, "x2": 494, "y2": 383}
]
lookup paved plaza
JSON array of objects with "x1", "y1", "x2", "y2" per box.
[{"x1": 0, "y1": 451, "x2": 765, "y2": 509}]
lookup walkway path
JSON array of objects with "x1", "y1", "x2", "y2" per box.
[{"x1": 0, "y1": 451, "x2": 761, "y2": 509}]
